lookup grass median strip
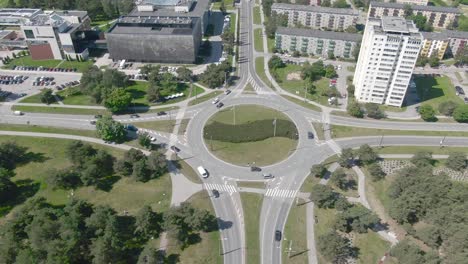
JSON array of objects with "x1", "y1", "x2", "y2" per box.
[
  {"x1": 255, "y1": 57, "x2": 272, "y2": 88},
  {"x1": 188, "y1": 91, "x2": 223, "y2": 106},
  {"x1": 374, "y1": 146, "x2": 468, "y2": 155},
  {"x1": 311, "y1": 122, "x2": 325, "y2": 140},
  {"x1": 254, "y1": 28, "x2": 264, "y2": 52},
  {"x1": 241, "y1": 193, "x2": 263, "y2": 264},
  {"x1": 0, "y1": 124, "x2": 97, "y2": 138},
  {"x1": 331, "y1": 124, "x2": 468, "y2": 138},
  {"x1": 253, "y1": 6, "x2": 261, "y2": 24},
  {"x1": 135, "y1": 120, "x2": 177, "y2": 133},
  {"x1": 12, "y1": 105, "x2": 110, "y2": 115},
  {"x1": 282, "y1": 201, "x2": 308, "y2": 264},
  {"x1": 281, "y1": 95, "x2": 322, "y2": 112}
]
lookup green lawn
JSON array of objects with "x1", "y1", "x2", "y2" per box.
[
  {"x1": 188, "y1": 91, "x2": 223, "y2": 106},
  {"x1": 206, "y1": 137, "x2": 297, "y2": 166},
  {"x1": 255, "y1": 57, "x2": 272, "y2": 87},
  {"x1": 380, "y1": 104, "x2": 407, "y2": 112},
  {"x1": 57, "y1": 90, "x2": 99, "y2": 106},
  {"x1": 12, "y1": 105, "x2": 110, "y2": 115},
  {"x1": 0, "y1": 136, "x2": 130, "y2": 215},
  {"x1": 282, "y1": 202, "x2": 308, "y2": 264},
  {"x1": 0, "y1": 124, "x2": 97, "y2": 138},
  {"x1": 4, "y1": 55, "x2": 93, "y2": 72},
  {"x1": 314, "y1": 207, "x2": 338, "y2": 264},
  {"x1": 166, "y1": 191, "x2": 222, "y2": 264},
  {"x1": 229, "y1": 12, "x2": 237, "y2": 34},
  {"x1": 275, "y1": 64, "x2": 332, "y2": 106},
  {"x1": 311, "y1": 122, "x2": 325, "y2": 140},
  {"x1": 212, "y1": 0, "x2": 235, "y2": 10},
  {"x1": 253, "y1": 6, "x2": 261, "y2": 25},
  {"x1": 174, "y1": 158, "x2": 202, "y2": 184},
  {"x1": 429, "y1": 0, "x2": 448, "y2": 6},
  {"x1": 267, "y1": 37, "x2": 275, "y2": 53},
  {"x1": 241, "y1": 193, "x2": 263, "y2": 264},
  {"x1": 208, "y1": 104, "x2": 290, "y2": 125},
  {"x1": 254, "y1": 28, "x2": 264, "y2": 52},
  {"x1": 354, "y1": 232, "x2": 391, "y2": 264},
  {"x1": 236, "y1": 181, "x2": 265, "y2": 189},
  {"x1": 135, "y1": 120, "x2": 177, "y2": 133},
  {"x1": 19, "y1": 92, "x2": 58, "y2": 104},
  {"x1": 414, "y1": 75, "x2": 463, "y2": 114},
  {"x1": 281, "y1": 95, "x2": 322, "y2": 112},
  {"x1": 331, "y1": 124, "x2": 468, "y2": 138},
  {"x1": 243, "y1": 83, "x2": 256, "y2": 94}
]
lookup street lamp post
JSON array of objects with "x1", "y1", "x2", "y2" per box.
[{"x1": 219, "y1": 237, "x2": 227, "y2": 256}]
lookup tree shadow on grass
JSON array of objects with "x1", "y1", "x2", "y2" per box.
[
  {"x1": 0, "y1": 179, "x2": 40, "y2": 217},
  {"x1": 96, "y1": 175, "x2": 121, "y2": 192},
  {"x1": 17, "y1": 152, "x2": 49, "y2": 167},
  {"x1": 187, "y1": 233, "x2": 202, "y2": 246},
  {"x1": 166, "y1": 254, "x2": 180, "y2": 264}
]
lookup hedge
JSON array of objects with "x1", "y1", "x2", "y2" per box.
[{"x1": 203, "y1": 119, "x2": 298, "y2": 143}]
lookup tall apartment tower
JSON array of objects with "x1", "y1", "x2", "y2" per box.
[{"x1": 353, "y1": 17, "x2": 422, "y2": 107}]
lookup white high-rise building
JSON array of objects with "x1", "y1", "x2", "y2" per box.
[{"x1": 353, "y1": 17, "x2": 422, "y2": 107}]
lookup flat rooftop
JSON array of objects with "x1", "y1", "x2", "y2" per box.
[
  {"x1": 0, "y1": 8, "x2": 42, "y2": 18},
  {"x1": 109, "y1": 25, "x2": 193, "y2": 35},
  {"x1": 108, "y1": 16, "x2": 197, "y2": 35},
  {"x1": 370, "y1": 1, "x2": 461, "y2": 14},
  {"x1": 276, "y1": 27, "x2": 362, "y2": 42},
  {"x1": 52, "y1": 10, "x2": 88, "y2": 19},
  {"x1": 138, "y1": 0, "x2": 189, "y2": 6},
  {"x1": 381, "y1": 16, "x2": 410, "y2": 33},
  {"x1": 272, "y1": 3, "x2": 359, "y2": 16},
  {"x1": 130, "y1": 0, "x2": 209, "y2": 18}
]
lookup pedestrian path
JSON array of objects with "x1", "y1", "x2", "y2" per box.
[
  {"x1": 204, "y1": 183, "x2": 237, "y2": 195},
  {"x1": 265, "y1": 188, "x2": 298, "y2": 198}
]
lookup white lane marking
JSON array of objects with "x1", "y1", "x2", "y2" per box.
[{"x1": 265, "y1": 188, "x2": 299, "y2": 198}]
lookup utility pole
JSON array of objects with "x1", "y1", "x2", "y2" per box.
[
  {"x1": 440, "y1": 135, "x2": 446, "y2": 148},
  {"x1": 233, "y1": 105, "x2": 236, "y2": 125},
  {"x1": 286, "y1": 240, "x2": 294, "y2": 258},
  {"x1": 379, "y1": 134, "x2": 384, "y2": 148},
  {"x1": 304, "y1": 86, "x2": 307, "y2": 102},
  {"x1": 273, "y1": 118, "x2": 277, "y2": 137}
]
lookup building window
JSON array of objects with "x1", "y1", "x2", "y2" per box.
[{"x1": 24, "y1": 29, "x2": 35, "y2": 39}]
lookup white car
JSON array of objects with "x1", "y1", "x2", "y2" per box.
[
  {"x1": 149, "y1": 136, "x2": 157, "y2": 142},
  {"x1": 212, "y1": 97, "x2": 220, "y2": 104}
]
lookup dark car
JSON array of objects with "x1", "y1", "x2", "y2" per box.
[
  {"x1": 455, "y1": 86, "x2": 465, "y2": 95},
  {"x1": 224, "y1": 89, "x2": 231, "y2": 95},
  {"x1": 216, "y1": 102, "x2": 224, "y2": 108},
  {"x1": 94, "y1": 114, "x2": 102, "y2": 119},
  {"x1": 124, "y1": 124, "x2": 138, "y2": 131},
  {"x1": 90, "y1": 121, "x2": 96, "y2": 125},
  {"x1": 170, "y1": 145, "x2": 181, "y2": 153},
  {"x1": 308, "y1": 132, "x2": 314, "y2": 139},
  {"x1": 130, "y1": 114, "x2": 140, "y2": 118},
  {"x1": 212, "y1": 189, "x2": 220, "y2": 198},
  {"x1": 157, "y1": 111, "x2": 167, "y2": 116},
  {"x1": 464, "y1": 97, "x2": 468, "y2": 104},
  {"x1": 275, "y1": 230, "x2": 282, "y2": 241},
  {"x1": 250, "y1": 166, "x2": 262, "y2": 172}
]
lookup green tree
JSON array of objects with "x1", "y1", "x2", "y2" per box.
[
  {"x1": 365, "y1": 103, "x2": 385, "y2": 119},
  {"x1": 332, "y1": 0, "x2": 350, "y2": 8},
  {"x1": 453, "y1": 104, "x2": 468, "y2": 123},
  {"x1": 147, "y1": 83, "x2": 162, "y2": 102},
  {"x1": 147, "y1": 151, "x2": 168, "y2": 178},
  {"x1": 330, "y1": 168, "x2": 347, "y2": 190},
  {"x1": 403, "y1": 4, "x2": 413, "y2": 17},
  {"x1": 104, "y1": 88, "x2": 132, "y2": 113},
  {"x1": 352, "y1": 42, "x2": 361, "y2": 61},
  {"x1": 46, "y1": 169, "x2": 81, "y2": 190},
  {"x1": 137, "y1": 244, "x2": 162, "y2": 264},
  {"x1": 347, "y1": 84, "x2": 355, "y2": 96},
  {"x1": 310, "y1": 184, "x2": 337, "y2": 208},
  {"x1": 324, "y1": 64, "x2": 337, "y2": 78},
  {"x1": 96, "y1": 116, "x2": 126, "y2": 143},
  {"x1": 338, "y1": 148, "x2": 354, "y2": 168},
  {"x1": 428, "y1": 51, "x2": 440, "y2": 67},
  {"x1": 438, "y1": 101, "x2": 458, "y2": 116},
  {"x1": 357, "y1": 144, "x2": 378, "y2": 165},
  {"x1": 135, "y1": 205, "x2": 162, "y2": 239},
  {"x1": 334, "y1": 205, "x2": 380, "y2": 233},
  {"x1": 367, "y1": 163, "x2": 386, "y2": 181},
  {"x1": 175, "y1": 66, "x2": 193, "y2": 82},
  {"x1": 411, "y1": 14, "x2": 428, "y2": 30},
  {"x1": 132, "y1": 159, "x2": 151, "y2": 182},
  {"x1": 411, "y1": 151, "x2": 433, "y2": 167},
  {"x1": 40, "y1": 88, "x2": 55, "y2": 104},
  {"x1": 0, "y1": 171, "x2": 17, "y2": 201},
  {"x1": 321, "y1": 0, "x2": 331, "y2": 7},
  {"x1": 219, "y1": 0, "x2": 226, "y2": 14},
  {"x1": 345, "y1": 25, "x2": 358, "y2": 33},
  {"x1": 317, "y1": 231, "x2": 352, "y2": 263},
  {"x1": 446, "y1": 152, "x2": 467, "y2": 171},
  {"x1": 268, "y1": 55, "x2": 285, "y2": 70},
  {"x1": 419, "y1": 104, "x2": 436, "y2": 121},
  {"x1": 0, "y1": 141, "x2": 27, "y2": 170},
  {"x1": 138, "y1": 132, "x2": 152, "y2": 149},
  {"x1": 311, "y1": 164, "x2": 327, "y2": 178},
  {"x1": 347, "y1": 101, "x2": 364, "y2": 118}
]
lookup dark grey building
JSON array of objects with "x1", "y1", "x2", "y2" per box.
[{"x1": 106, "y1": 16, "x2": 202, "y2": 63}]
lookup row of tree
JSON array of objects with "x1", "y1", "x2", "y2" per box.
[
  {"x1": 198, "y1": 61, "x2": 231, "y2": 88},
  {"x1": 0, "y1": 141, "x2": 29, "y2": 203},
  {"x1": 346, "y1": 99, "x2": 385, "y2": 119},
  {"x1": 0, "y1": 196, "x2": 216, "y2": 263}
]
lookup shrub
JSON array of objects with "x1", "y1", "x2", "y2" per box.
[{"x1": 203, "y1": 119, "x2": 298, "y2": 143}]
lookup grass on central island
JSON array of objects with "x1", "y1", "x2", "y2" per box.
[{"x1": 204, "y1": 105, "x2": 298, "y2": 166}]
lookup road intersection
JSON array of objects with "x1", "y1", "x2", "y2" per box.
[{"x1": 1, "y1": 0, "x2": 468, "y2": 263}]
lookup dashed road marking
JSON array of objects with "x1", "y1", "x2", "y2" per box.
[{"x1": 265, "y1": 188, "x2": 298, "y2": 198}]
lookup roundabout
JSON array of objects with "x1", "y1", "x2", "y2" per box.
[{"x1": 203, "y1": 104, "x2": 298, "y2": 167}]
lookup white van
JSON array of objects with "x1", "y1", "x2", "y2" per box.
[
  {"x1": 13, "y1": 111, "x2": 23, "y2": 116},
  {"x1": 197, "y1": 166, "x2": 209, "y2": 178}
]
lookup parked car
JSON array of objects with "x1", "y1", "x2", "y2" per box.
[
  {"x1": 94, "y1": 114, "x2": 102, "y2": 119},
  {"x1": 308, "y1": 132, "x2": 314, "y2": 139},
  {"x1": 157, "y1": 111, "x2": 167, "y2": 116},
  {"x1": 212, "y1": 97, "x2": 220, "y2": 104},
  {"x1": 212, "y1": 189, "x2": 220, "y2": 198},
  {"x1": 216, "y1": 102, "x2": 224, "y2": 108},
  {"x1": 130, "y1": 114, "x2": 140, "y2": 118},
  {"x1": 455, "y1": 86, "x2": 465, "y2": 95},
  {"x1": 224, "y1": 89, "x2": 231, "y2": 95},
  {"x1": 124, "y1": 124, "x2": 138, "y2": 131},
  {"x1": 263, "y1": 173, "x2": 274, "y2": 179}
]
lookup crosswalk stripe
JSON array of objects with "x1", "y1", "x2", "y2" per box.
[
  {"x1": 265, "y1": 188, "x2": 298, "y2": 198},
  {"x1": 204, "y1": 183, "x2": 237, "y2": 194}
]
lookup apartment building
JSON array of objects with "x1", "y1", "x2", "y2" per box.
[
  {"x1": 396, "y1": 0, "x2": 428, "y2": 6},
  {"x1": 271, "y1": 3, "x2": 359, "y2": 31},
  {"x1": 275, "y1": 27, "x2": 362, "y2": 59},
  {"x1": 420, "y1": 32, "x2": 448, "y2": 59},
  {"x1": 21, "y1": 10, "x2": 91, "y2": 60},
  {"x1": 368, "y1": 1, "x2": 460, "y2": 29},
  {"x1": 446, "y1": 30, "x2": 468, "y2": 56},
  {"x1": 353, "y1": 17, "x2": 422, "y2": 107}
]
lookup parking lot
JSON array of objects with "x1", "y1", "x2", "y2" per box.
[{"x1": 0, "y1": 70, "x2": 81, "y2": 102}]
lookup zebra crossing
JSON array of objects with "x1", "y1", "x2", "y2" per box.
[
  {"x1": 265, "y1": 188, "x2": 298, "y2": 198},
  {"x1": 247, "y1": 76, "x2": 262, "y2": 92},
  {"x1": 204, "y1": 183, "x2": 237, "y2": 195}
]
